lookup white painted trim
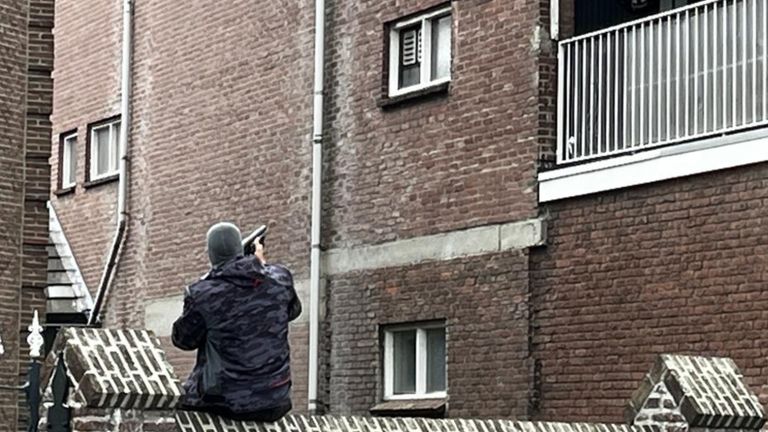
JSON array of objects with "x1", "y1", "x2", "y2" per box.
[
  {"x1": 389, "y1": 77, "x2": 451, "y2": 98},
  {"x1": 61, "y1": 132, "x2": 78, "y2": 188},
  {"x1": 385, "y1": 392, "x2": 448, "y2": 401},
  {"x1": 550, "y1": 0, "x2": 559, "y2": 40},
  {"x1": 415, "y1": 329, "x2": 427, "y2": 395},
  {"x1": 323, "y1": 218, "x2": 545, "y2": 275},
  {"x1": 421, "y1": 19, "x2": 433, "y2": 85},
  {"x1": 383, "y1": 324, "x2": 446, "y2": 401},
  {"x1": 539, "y1": 129, "x2": 768, "y2": 202},
  {"x1": 388, "y1": 29, "x2": 400, "y2": 98},
  {"x1": 384, "y1": 331, "x2": 394, "y2": 398},
  {"x1": 388, "y1": 9, "x2": 452, "y2": 98},
  {"x1": 90, "y1": 121, "x2": 121, "y2": 181},
  {"x1": 393, "y1": 7, "x2": 451, "y2": 29}
]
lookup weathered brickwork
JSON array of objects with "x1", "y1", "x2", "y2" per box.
[
  {"x1": 49, "y1": 0, "x2": 123, "y2": 294},
  {"x1": 322, "y1": 0, "x2": 550, "y2": 249},
  {"x1": 0, "y1": 1, "x2": 28, "y2": 428},
  {"x1": 319, "y1": 0, "x2": 555, "y2": 417},
  {"x1": 50, "y1": 0, "x2": 768, "y2": 425},
  {"x1": 0, "y1": 0, "x2": 54, "y2": 429},
  {"x1": 630, "y1": 381, "x2": 687, "y2": 432},
  {"x1": 531, "y1": 163, "x2": 768, "y2": 424},
  {"x1": 50, "y1": 0, "x2": 316, "y2": 412},
  {"x1": 69, "y1": 408, "x2": 177, "y2": 432},
  {"x1": 39, "y1": 328, "x2": 768, "y2": 432},
  {"x1": 51, "y1": 0, "x2": 557, "y2": 418},
  {"x1": 327, "y1": 251, "x2": 531, "y2": 418},
  {"x1": 38, "y1": 328, "x2": 178, "y2": 431},
  {"x1": 627, "y1": 355, "x2": 766, "y2": 432},
  {"x1": 174, "y1": 413, "x2": 653, "y2": 432},
  {"x1": 43, "y1": 328, "x2": 183, "y2": 410}
]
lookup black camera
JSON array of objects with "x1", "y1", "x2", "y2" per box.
[{"x1": 242, "y1": 225, "x2": 268, "y2": 256}]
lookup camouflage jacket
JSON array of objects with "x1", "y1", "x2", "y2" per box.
[{"x1": 172, "y1": 255, "x2": 301, "y2": 414}]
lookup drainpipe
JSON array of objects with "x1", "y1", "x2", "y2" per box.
[
  {"x1": 88, "y1": 0, "x2": 134, "y2": 326},
  {"x1": 308, "y1": 0, "x2": 325, "y2": 415},
  {"x1": 550, "y1": 0, "x2": 559, "y2": 40}
]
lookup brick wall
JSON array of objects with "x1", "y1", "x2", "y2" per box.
[
  {"x1": 321, "y1": 0, "x2": 551, "y2": 418},
  {"x1": 531, "y1": 163, "x2": 768, "y2": 424},
  {"x1": 0, "y1": 1, "x2": 29, "y2": 428},
  {"x1": 327, "y1": 251, "x2": 532, "y2": 418},
  {"x1": 51, "y1": 0, "x2": 555, "y2": 418},
  {"x1": 322, "y1": 0, "x2": 547, "y2": 250},
  {"x1": 0, "y1": 0, "x2": 54, "y2": 429},
  {"x1": 20, "y1": 0, "x2": 55, "y2": 427},
  {"x1": 50, "y1": 0, "x2": 123, "y2": 294},
  {"x1": 51, "y1": 0, "x2": 316, "y2": 412},
  {"x1": 40, "y1": 327, "x2": 768, "y2": 432}
]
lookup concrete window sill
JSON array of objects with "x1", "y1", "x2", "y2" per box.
[
  {"x1": 83, "y1": 174, "x2": 119, "y2": 189},
  {"x1": 369, "y1": 399, "x2": 446, "y2": 418},
  {"x1": 54, "y1": 186, "x2": 76, "y2": 197},
  {"x1": 378, "y1": 82, "x2": 450, "y2": 110}
]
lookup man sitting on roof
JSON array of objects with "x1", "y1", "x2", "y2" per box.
[{"x1": 172, "y1": 222, "x2": 301, "y2": 422}]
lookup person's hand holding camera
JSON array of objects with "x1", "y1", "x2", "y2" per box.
[{"x1": 254, "y1": 241, "x2": 266, "y2": 265}]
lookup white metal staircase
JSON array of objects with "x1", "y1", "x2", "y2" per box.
[{"x1": 45, "y1": 202, "x2": 92, "y2": 324}]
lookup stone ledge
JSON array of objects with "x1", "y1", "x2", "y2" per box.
[
  {"x1": 322, "y1": 218, "x2": 546, "y2": 275},
  {"x1": 369, "y1": 399, "x2": 446, "y2": 418},
  {"x1": 175, "y1": 413, "x2": 654, "y2": 432}
]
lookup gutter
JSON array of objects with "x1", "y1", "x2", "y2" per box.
[
  {"x1": 88, "y1": 0, "x2": 134, "y2": 326},
  {"x1": 308, "y1": 0, "x2": 325, "y2": 414}
]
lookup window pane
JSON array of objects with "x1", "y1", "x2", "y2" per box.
[
  {"x1": 95, "y1": 128, "x2": 110, "y2": 176},
  {"x1": 399, "y1": 27, "x2": 421, "y2": 89},
  {"x1": 431, "y1": 15, "x2": 451, "y2": 80},
  {"x1": 64, "y1": 137, "x2": 76, "y2": 185},
  {"x1": 112, "y1": 122, "x2": 121, "y2": 171},
  {"x1": 392, "y1": 330, "x2": 416, "y2": 394},
  {"x1": 426, "y1": 327, "x2": 446, "y2": 392}
]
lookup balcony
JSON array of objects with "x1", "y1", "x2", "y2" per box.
[{"x1": 556, "y1": 0, "x2": 768, "y2": 166}]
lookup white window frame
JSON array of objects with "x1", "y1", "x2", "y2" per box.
[
  {"x1": 383, "y1": 322, "x2": 447, "y2": 400},
  {"x1": 89, "y1": 120, "x2": 120, "y2": 181},
  {"x1": 388, "y1": 6, "x2": 452, "y2": 98},
  {"x1": 61, "y1": 132, "x2": 77, "y2": 188}
]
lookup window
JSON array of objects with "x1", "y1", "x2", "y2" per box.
[
  {"x1": 89, "y1": 119, "x2": 121, "y2": 181},
  {"x1": 388, "y1": 7, "x2": 451, "y2": 97},
  {"x1": 60, "y1": 132, "x2": 77, "y2": 189},
  {"x1": 384, "y1": 323, "x2": 446, "y2": 400}
]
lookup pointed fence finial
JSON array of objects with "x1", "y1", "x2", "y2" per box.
[{"x1": 27, "y1": 310, "x2": 44, "y2": 359}]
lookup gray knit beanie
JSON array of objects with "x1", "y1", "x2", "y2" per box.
[{"x1": 207, "y1": 222, "x2": 243, "y2": 268}]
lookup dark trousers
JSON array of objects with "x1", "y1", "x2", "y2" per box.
[{"x1": 181, "y1": 401, "x2": 292, "y2": 423}]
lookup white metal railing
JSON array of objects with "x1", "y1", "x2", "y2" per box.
[{"x1": 557, "y1": 0, "x2": 768, "y2": 165}]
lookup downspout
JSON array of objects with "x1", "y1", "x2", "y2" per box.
[
  {"x1": 88, "y1": 0, "x2": 134, "y2": 326},
  {"x1": 550, "y1": 0, "x2": 559, "y2": 40},
  {"x1": 308, "y1": 0, "x2": 325, "y2": 415}
]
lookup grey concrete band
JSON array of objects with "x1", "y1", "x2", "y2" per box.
[
  {"x1": 145, "y1": 218, "x2": 545, "y2": 336},
  {"x1": 322, "y1": 218, "x2": 545, "y2": 275}
]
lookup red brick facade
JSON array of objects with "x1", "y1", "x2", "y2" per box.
[
  {"x1": 50, "y1": 0, "x2": 316, "y2": 413},
  {"x1": 320, "y1": 0, "x2": 552, "y2": 416},
  {"x1": 50, "y1": 0, "x2": 554, "y2": 418},
  {"x1": 327, "y1": 251, "x2": 532, "y2": 418},
  {"x1": 531, "y1": 163, "x2": 768, "y2": 423},
  {"x1": 0, "y1": 0, "x2": 54, "y2": 429},
  {"x1": 322, "y1": 0, "x2": 545, "y2": 248},
  {"x1": 46, "y1": 0, "x2": 768, "y2": 425}
]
